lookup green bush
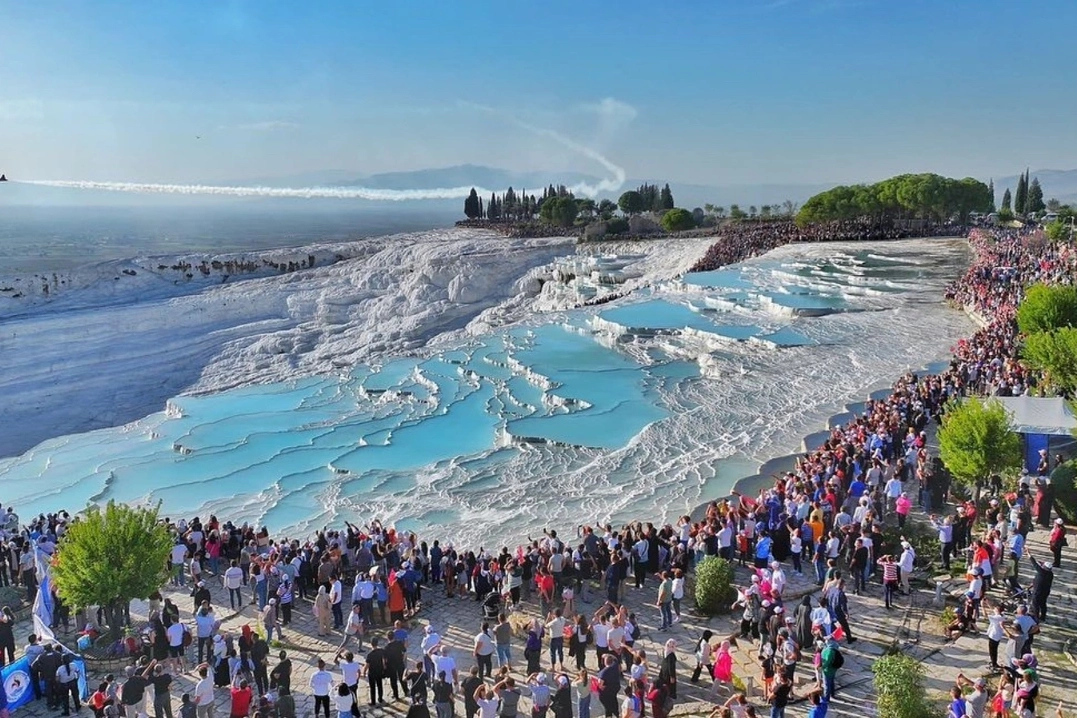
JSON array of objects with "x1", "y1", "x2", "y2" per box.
[
  {"x1": 872, "y1": 654, "x2": 933, "y2": 718},
  {"x1": 606, "y1": 217, "x2": 629, "y2": 235},
  {"x1": 1053, "y1": 461, "x2": 1077, "y2": 524},
  {"x1": 693, "y1": 556, "x2": 735, "y2": 615},
  {"x1": 660, "y1": 208, "x2": 696, "y2": 232}
]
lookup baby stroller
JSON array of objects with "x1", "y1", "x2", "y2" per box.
[{"x1": 481, "y1": 591, "x2": 502, "y2": 621}]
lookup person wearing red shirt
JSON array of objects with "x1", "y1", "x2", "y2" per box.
[{"x1": 230, "y1": 677, "x2": 253, "y2": 718}]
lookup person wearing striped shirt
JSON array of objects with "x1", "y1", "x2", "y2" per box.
[{"x1": 877, "y1": 555, "x2": 900, "y2": 609}]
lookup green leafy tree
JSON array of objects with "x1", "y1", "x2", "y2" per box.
[
  {"x1": 748, "y1": 205, "x2": 757, "y2": 218},
  {"x1": 660, "y1": 208, "x2": 696, "y2": 232},
  {"x1": 539, "y1": 196, "x2": 578, "y2": 227},
  {"x1": 1046, "y1": 219, "x2": 1072, "y2": 243},
  {"x1": 463, "y1": 188, "x2": 481, "y2": 219},
  {"x1": 1017, "y1": 284, "x2": 1077, "y2": 334},
  {"x1": 693, "y1": 556, "x2": 735, "y2": 615},
  {"x1": 729, "y1": 204, "x2": 746, "y2": 220},
  {"x1": 52, "y1": 501, "x2": 173, "y2": 638},
  {"x1": 1047, "y1": 198, "x2": 1062, "y2": 212},
  {"x1": 937, "y1": 398, "x2": 1022, "y2": 488},
  {"x1": 618, "y1": 190, "x2": 645, "y2": 215},
  {"x1": 1001, "y1": 188, "x2": 1012, "y2": 212},
  {"x1": 872, "y1": 654, "x2": 933, "y2": 718},
  {"x1": 997, "y1": 208, "x2": 1015, "y2": 223},
  {"x1": 795, "y1": 173, "x2": 993, "y2": 225},
  {"x1": 597, "y1": 199, "x2": 617, "y2": 219},
  {"x1": 988, "y1": 178, "x2": 996, "y2": 211},
  {"x1": 1028, "y1": 177, "x2": 1046, "y2": 214},
  {"x1": 1023, "y1": 328, "x2": 1077, "y2": 395}
]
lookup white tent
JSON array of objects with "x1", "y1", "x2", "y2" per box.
[{"x1": 995, "y1": 396, "x2": 1077, "y2": 436}]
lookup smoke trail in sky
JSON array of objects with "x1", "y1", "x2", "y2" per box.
[
  {"x1": 15, "y1": 179, "x2": 495, "y2": 201},
  {"x1": 17, "y1": 105, "x2": 628, "y2": 201}
]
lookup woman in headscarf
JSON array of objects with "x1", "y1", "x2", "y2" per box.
[
  {"x1": 657, "y1": 639, "x2": 677, "y2": 699},
  {"x1": 690, "y1": 630, "x2": 713, "y2": 684},
  {"x1": 314, "y1": 585, "x2": 332, "y2": 636},
  {"x1": 794, "y1": 595, "x2": 814, "y2": 648}
]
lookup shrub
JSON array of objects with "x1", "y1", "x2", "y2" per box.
[
  {"x1": 872, "y1": 653, "x2": 933, "y2": 718},
  {"x1": 1053, "y1": 461, "x2": 1077, "y2": 524},
  {"x1": 660, "y1": 208, "x2": 696, "y2": 232},
  {"x1": 606, "y1": 217, "x2": 629, "y2": 235},
  {"x1": 693, "y1": 556, "x2": 735, "y2": 615}
]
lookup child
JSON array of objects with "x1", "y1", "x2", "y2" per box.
[
  {"x1": 179, "y1": 694, "x2": 196, "y2": 718},
  {"x1": 759, "y1": 643, "x2": 776, "y2": 701},
  {"x1": 562, "y1": 584, "x2": 575, "y2": 618}
]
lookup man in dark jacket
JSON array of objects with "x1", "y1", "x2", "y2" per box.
[
  {"x1": 32, "y1": 644, "x2": 63, "y2": 708},
  {"x1": 384, "y1": 630, "x2": 407, "y2": 701},
  {"x1": 1027, "y1": 549, "x2": 1055, "y2": 622}
]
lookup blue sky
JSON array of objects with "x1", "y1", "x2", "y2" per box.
[{"x1": 2, "y1": 1, "x2": 1076, "y2": 188}]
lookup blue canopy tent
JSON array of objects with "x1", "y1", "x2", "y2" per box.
[{"x1": 995, "y1": 396, "x2": 1077, "y2": 472}]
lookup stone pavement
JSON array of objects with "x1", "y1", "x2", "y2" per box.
[{"x1": 7, "y1": 513, "x2": 1077, "y2": 718}]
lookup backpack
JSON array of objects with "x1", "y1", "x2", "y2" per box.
[
  {"x1": 830, "y1": 647, "x2": 844, "y2": 669},
  {"x1": 631, "y1": 623, "x2": 641, "y2": 641}
]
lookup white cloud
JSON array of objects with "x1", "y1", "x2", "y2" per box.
[
  {"x1": 234, "y1": 120, "x2": 299, "y2": 131},
  {"x1": 580, "y1": 97, "x2": 638, "y2": 125}
]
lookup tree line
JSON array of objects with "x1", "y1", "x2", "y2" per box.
[
  {"x1": 795, "y1": 173, "x2": 993, "y2": 225},
  {"x1": 999, "y1": 168, "x2": 1046, "y2": 219}
]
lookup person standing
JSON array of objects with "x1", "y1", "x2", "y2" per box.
[
  {"x1": 461, "y1": 667, "x2": 483, "y2": 718},
  {"x1": 473, "y1": 623, "x2": 495, "y2": 679},
  {"x1": 270, "y1": 651, "x2": 292, "y2": 695},
  {"x1": 56, "y1": 654, "x2": 82, "y2": 717},
  {"x1": 656, "y1": 573, "x2": 674, "y2": 631},
  {"x1": 153, "y1": 664, "x2": 174, "y2": 718},
  {"x1": 494, "y1": 614, "x2": 513, "y2": 671},
  {"x1": 310, "y1": 659, "x2": 334, "y2": 718},
  {"x1": 1049, "y1": 519, "x2": 1067, "y2": 568},
  {"x1": 878, "y1": 555, "x2": 899, "y2": 609},
  {"x1": 193, "y1": 664, "x2": 215, "y2": 718},
  {"x1": 364, "y1": 637, "x2": 388, "y2": 706},
  {"x1": 314, "y1": 587, "x2": 332, "y2": 636},
  {"x1": 820, "y1": 637, "x2": 843, "y2": 700}
]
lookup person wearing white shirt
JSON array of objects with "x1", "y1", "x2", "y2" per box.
[
  {"x1": 431, "y1": 646, "x2": 458, "y2": 687},
  {"x1": 193, "y1": 665, "x2": 215, "y2": 718},
  {"x1": 170, "y1": 542, "x2": 189, "y2": 587},
  {"x1": 473, "y1": 625, "x2": 496, "y2": 678},
  {"x1": 770, "y1": 563, "x2": 787, "y2": 596},
  {"x1": 330, "y1": 577, "x2": 344, "y2": 629},
  {"x1": 310, "y1": 659, "x2": 334, "y2": 718},
  {"x1": 885, "y1": 476, "x2": 904, "y2": 515},
  {"x1": 340, "y1": 653, "x2": 361, "y2": 693},
  {"x1": 166, "y1": 620, "x2": 187, "y2": 673},
  {"x1": 223, "y1": 561, "x2": 245, "y2": 610},
  {"x1": 898, "y1": 542, "x2": 916, "y2": 595}
]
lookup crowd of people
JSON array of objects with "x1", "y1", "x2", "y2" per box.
[
  {"x1": 688, "y1": 219, "x2": 965, "y2": 273},
  {"x1": 4, "y1": 225, "x2": 1075, "y2": 718}
]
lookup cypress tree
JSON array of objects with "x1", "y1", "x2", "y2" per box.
[
  {"x1": 1002, "y1": 188, "x2": 1012, "y2": 212},
  {"x1": 988, "y1": 179, "x2": 996, "y2": 211},
  {"x1": 660, "y1": 183, "x2": 675, "y2": 210},
  {"x1": 1015, "y1": 173, "x2": 1027, "y2": 215},
  {"x1": 1028, "y1": 177, "x2": 1045, "y2": 214},
  {"x1": 464, "y1": 188, "x2": 480, "y2": 219}
]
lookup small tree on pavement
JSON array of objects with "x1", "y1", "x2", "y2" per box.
[
  {"x1": 937, "y1": 398, "x2": 1022, "y2": 490},
  {"x1": 51, "y1": 501, "x2": 173, "y2": 638}
]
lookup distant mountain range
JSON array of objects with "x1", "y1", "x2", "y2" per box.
[
  {"x1": 995, "y1": 169, "x2": 1077, "y2": 205},
  {"x1": 10, "y1": 163, "x2": 1073, "y2": 211}
]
